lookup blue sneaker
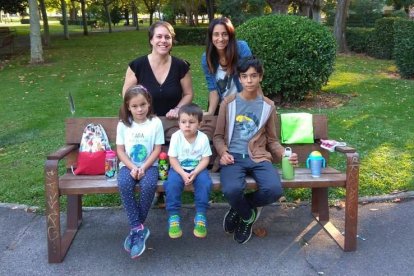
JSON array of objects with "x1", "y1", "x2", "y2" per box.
[{"x1": 128, "y1": 227, "x2": 150, "y2": 259}]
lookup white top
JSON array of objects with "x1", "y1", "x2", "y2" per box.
[
  {"x1": 168, "y1": 130, "x2": 212, "y2": 170},
  {"x1": 116, "y1": 117, "x2": 165, "y2": 168}
]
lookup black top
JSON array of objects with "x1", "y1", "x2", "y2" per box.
[{"x1": 129, "y1": 55, "x2": 190, "y2": 116}]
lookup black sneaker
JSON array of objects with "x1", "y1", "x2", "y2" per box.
[
  {"x1": 223, "y1": 208, "x2": 240, "y2": 234},
  {"x1": 234, "y1": 207, "x2": 261, "y2": 244}
]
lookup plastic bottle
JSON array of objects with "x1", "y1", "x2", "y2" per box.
[
  {"x1": 105, "y1": 150, "x2": 117, "y2": 181},
  {"x1": 306, "y1": 151, "x2": 326, "y2": 178},
  {"x1": 158, "y1": 152, "x2": 169, "y2": 180},
  {"x1": 282, "y1": 147, "x2": 295, "y2": 180}
]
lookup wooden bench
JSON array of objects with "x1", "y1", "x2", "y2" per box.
[
  {"x1": 0, "y1": 27, "x2": 15, "y2": 54},
  {"x1": 44, "y1": 114, "x2": 359, "y2": 263}
]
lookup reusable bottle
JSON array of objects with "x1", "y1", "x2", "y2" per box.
[
  {"x1": 158, "y1": 152, "x2": 169, "y2": 180},
  {"x1": 282, "y1": 147, "x2": 295, "y2": 180},
  {"x1": 105, "y1": 150, "x2": 117, "y2": 181}
]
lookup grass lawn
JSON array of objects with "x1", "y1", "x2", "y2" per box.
[{"x1": 0, "y1": 24, "x2": 413, "y2": 209}]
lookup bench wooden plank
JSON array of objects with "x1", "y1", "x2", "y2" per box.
[{"x1": 59, "y1": 169, "x2": 346, "y2": 195}]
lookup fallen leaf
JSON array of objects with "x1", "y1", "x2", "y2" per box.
[
  {"x1": 253, "y1": 227, "x2": 267, "y2": 238},
  {"x1": 392, "y1": 198, "x2": 401, "y2": 203},
  {"x1": 369, "y1": 208, "x2": 379, "y2": 211},
  {"x1": 279, "y1": 196, "x2": 286, "y2": 202}
]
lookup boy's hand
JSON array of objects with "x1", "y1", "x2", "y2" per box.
[
  {"x1": 220, "y1": 152, "x2": 234, "y2": 165},
  {"x1": 181, "y1": 172, "x2": 192, "y2": 186},
  {"x1": 289, "y1": 153, "x2": 299, "y2": 166}
]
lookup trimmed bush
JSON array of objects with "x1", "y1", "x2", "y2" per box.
[
  {"x1": 367, "y1": 17, "x2": 398, "y2": 60},
  {"x1": 346, "y1": 27, "x2": 374, "y2": 53},
  {"x1": 174, "y1": 27, "x2": 207, "y2": 45},
  {"x1": 394, "y1": 19, "x2": 414, "y2": 79},
  {"x1": 237, "y1": 15, "x2": 336, "y2": 102}
]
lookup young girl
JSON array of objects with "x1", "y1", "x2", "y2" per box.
[{"x1": 116, "y1": 85, "x2": 165, "y2": 259}]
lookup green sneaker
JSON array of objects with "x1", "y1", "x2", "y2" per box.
[
  {"x1": 168, "y1": 215, "x2": 182, "y2": 239},
  {"x1": 193, "y1": 213, "x2": 207, "y2": 238}
]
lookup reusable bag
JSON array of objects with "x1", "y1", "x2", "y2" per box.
[
  {"x1": 281, "y1": 113, "x2": 314, "y2": 144},
  {"x1": 73, "y1": 123, "x2": 111, "y2": 175}
]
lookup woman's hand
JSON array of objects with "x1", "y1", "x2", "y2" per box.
[{"x1": 166, "y1": 107, "x2": 179, "y2": 119}]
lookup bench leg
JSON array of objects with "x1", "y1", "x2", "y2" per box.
[
  {"x1": 311, "y1": 187, "x2": 329, "y2": 221},
  {"x1": 45, "y1": 161, "x2": 63, "y2": 263},
  {"x1": 343, "y1": 152, "x2": 359, "y2": 251},
  {"x1": 45, "y1": 160, "x2": 83, "y2": 263},
  {"x1": 67, "y1": 195, "x2": 83, "y2": 229}
]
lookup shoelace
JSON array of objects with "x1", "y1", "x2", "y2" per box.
[
  {"x1": 130, "y1": 230, "x2": 139, "y2": 246},
  {"x1": 195, "y1": 215, "x2": 206, "y2": 227},
  {"x1": 169, "y1": 216, "x2": 180, "y2": 227}
]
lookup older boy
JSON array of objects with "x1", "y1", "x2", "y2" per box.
[{"x1": 213, "y1": 57, "x2": 298, "y2": 244}]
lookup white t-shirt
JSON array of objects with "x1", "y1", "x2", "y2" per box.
[
  {"x1": 116, "y1": 117, "x2": 165, "y2": 168},
  {"x1": 215, "y1": 65, "x2": 237, "y2": 100},
  {"x1": 168, "y1": 130, "x2": 212, "y2": 170}
]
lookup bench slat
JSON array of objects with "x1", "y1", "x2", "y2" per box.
[{"x1": 59, "y1": 168, "x2": 346, "y2": 195}]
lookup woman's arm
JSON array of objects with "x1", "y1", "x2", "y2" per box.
[
  {"x1": 207, "y1": 90, "x2": 219, "y2": 115},
  {"x1": 122, "y1": 67, "x2": 137, "y2": 97},
  {"x1": 166, "y1": 71, "x2": 193, "y2": 119}
]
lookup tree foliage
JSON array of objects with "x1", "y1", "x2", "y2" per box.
[
  {"x1": 217, "y1": 0, "x2": 266, "y2": 26},
  {"x1": 0, "y1": 0, "x2": 27, "y2": 14},
  {"x1": 237, "y1": 15, "x2": 336, "y2": 102}
]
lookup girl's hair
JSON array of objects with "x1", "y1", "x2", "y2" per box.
[
  {"x1": 119, "y1": 85, "x2": 155, "y2": 127},
  {"x1": 148, "y1": 21, "x2": 176, "y2": 47},
  {"x1": 205, "y1": 17, "x2": 238, "y2": 75}
]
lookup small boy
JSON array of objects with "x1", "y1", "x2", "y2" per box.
[
  {"x1": 164, "y1": 103, "x2": 213, "y2": 238},
  {"x1": 213, "y1": 56, "x2": 298, "y2": 244}
]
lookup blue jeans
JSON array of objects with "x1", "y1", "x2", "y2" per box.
[
  {"x1": 164, "y1": 167, "x2": 212, "y2": 216},
  {"x1": 220, "y1": 153, "x2": 283, "y2": 220},
  {"x1": 118, "y1": 166, "x2": 158, "y2": 228}
]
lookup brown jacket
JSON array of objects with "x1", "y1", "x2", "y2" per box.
[{"x1": 213, "y1": 94, "x2": 285, "y2": 164}]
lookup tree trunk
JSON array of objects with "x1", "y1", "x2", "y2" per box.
[
  {"x1": 38, "y1": 0, "x2": 50, "y2": 46},
  {"x1": 312, "y1": 0, "x2": 323, "y2": 23},
  {"x1": 206, "y1": 0, "x2": 214, "y2": 21},
  {"x1": 29, "y1": 0, "x2": 44, "y2": 64},
  {"x1": 103, "y1": 0, "x2": 113, "y2": 33},
  {"x1": 80, "y1": 0, "x2": 88, "y2": 35},
  {"x1": 131, "y1": 3, "x2": 139, "y2": 30},
  {"x1": 334, "y1": 0, "x2": 350, "y2": 53},
  {"x1": 61, "y1": 0, "x2": 69, "y2": 39},
  {"x1": 266, "y1": 0, "x2": 291, "y2": 14}
]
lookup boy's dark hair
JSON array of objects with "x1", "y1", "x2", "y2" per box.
[
  {"x1": 178, "y1": 103, "x2": 203, "y2": 122},
  {"x1": 237, "y1": 56, "x2": 264, "y2": 76}
]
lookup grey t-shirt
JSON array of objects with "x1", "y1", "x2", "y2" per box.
[{"x1": 229, "y1": 94, "x2": 263, "y2": 154}]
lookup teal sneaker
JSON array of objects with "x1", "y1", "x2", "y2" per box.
[
  {"x1": 129, "y1": 227, "x2": 150, "y2": 259},
  {"x1": 168, "y1": 215, "x2": 182, "y2": 238},
  {"x1": 193, "y1": 213, "x2": 207, "y2": 238}
]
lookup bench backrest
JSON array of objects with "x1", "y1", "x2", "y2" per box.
[{"x1": 64, "y1": 114, "x2": 328, "y2": 166}]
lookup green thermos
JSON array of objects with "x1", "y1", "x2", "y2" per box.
[{"x1": 282, "y1": 147, "x2": 295, "y2": 180}]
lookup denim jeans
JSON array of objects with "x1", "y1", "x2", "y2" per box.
[
  {"x1": 164, "y1": 167, "x2": 212, "y2": 216},
  {"x1": 220, "y1": 153, "x2": 283, "y2": 220}
]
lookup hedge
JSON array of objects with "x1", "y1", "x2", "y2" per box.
[{"x1": 394, "y1": 19, "x2": 414, "y2": 79}]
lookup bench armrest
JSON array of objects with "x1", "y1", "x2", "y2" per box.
[
  {"x1": 47, "y1": 144, "x2": 78, "y2": 160},
  {"x1": 334, "y1": 145, "x2": 356, "y2": 154}
]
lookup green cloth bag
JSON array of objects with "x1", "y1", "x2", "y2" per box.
[{"x1": 281, "y1": 113, "x2": 314, "y2": 144}]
